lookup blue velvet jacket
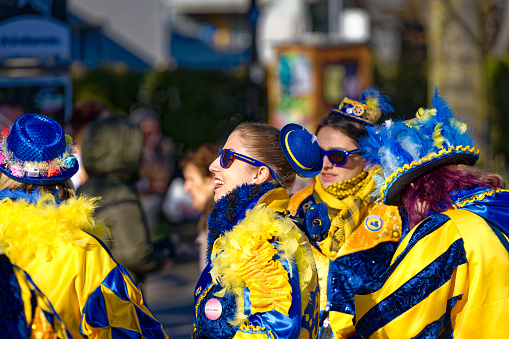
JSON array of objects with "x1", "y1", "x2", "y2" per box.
[{"x1": 193, "y1": 184, "x2": 320, "y2": 339}]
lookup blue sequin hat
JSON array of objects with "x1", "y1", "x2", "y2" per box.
[
  {"x1": 280, "y1": 123, "x2": 323, "y2": 177},
  {"x1": 0, "y1": 113, "x2": 78, "y2": 185},
  {"x1": 359, "y1": 88, "x2": 479, "y2": 206},
  {"x1": 331, "y1": 87, "x2": 394, "y2": 126}
]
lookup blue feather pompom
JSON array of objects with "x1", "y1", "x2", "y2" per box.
[
  {"x1": 360, "y1": 87, "x2": 394, "y2": 123},
  {"x1": 361, "y1": 87, "x2": 394, "y2": 114}
]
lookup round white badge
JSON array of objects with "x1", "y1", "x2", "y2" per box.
[
  {"x1": 205, "y1": 298, "x2": 222, "y2": 320},
  {"x1": 365, "y1": 215, "x2": 383, "y2": 232}
]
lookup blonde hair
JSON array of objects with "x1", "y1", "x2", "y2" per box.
[
  {"x1": 0, "y1": 173, "x2": 75, "y2": 200},
  {"x1": 234, "y1": 122, "x2": 297, "y2": 190}
]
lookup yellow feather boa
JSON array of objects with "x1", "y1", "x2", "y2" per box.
[
  {"x1": 210, "y1": 204, "x2": 317, "y2": 326},
  {"x1": 0, "y1": 193, "x2": 107, "y2": 264}
]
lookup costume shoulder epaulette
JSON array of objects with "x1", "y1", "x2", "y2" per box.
[{"x1": 339, "y1": 203, "x2": 402, "y2": 256}]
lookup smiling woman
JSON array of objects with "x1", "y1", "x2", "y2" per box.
[
  {"x1": 194, "y1": 121, "x2": 321, "y2": 339},
  {"x1": 209, "y1": 123, "x2": 298, "y2": 202}
]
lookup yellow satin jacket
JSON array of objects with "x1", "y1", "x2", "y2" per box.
[
  {"x1": 355, "y1": 208, "x2": 509, "y2": 338},
  {"x1": 0, "y1": 193, "x2": 168, "y2": 339}
]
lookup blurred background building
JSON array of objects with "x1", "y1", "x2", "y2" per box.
[{"x1": 69, "y1": 0, "x2": 167, "y2": 70}]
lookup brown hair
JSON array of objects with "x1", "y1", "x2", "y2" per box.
[
  {"x1": 316, "y1": 113, "x2": 367, "y2": 144},
  {"x1": 0, "y1": 173, "x2": 75, "y2": 200},
  {"x1": 71, "y1": 100, "x2": 108, "y2": 136},
  {"x1": 234, "y1": 122, "x2": 297, "y2": 190},
  {"x1": 180, "y1": 143, "x2": 219, "y2": 179}
]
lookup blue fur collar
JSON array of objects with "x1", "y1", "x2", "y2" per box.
[{"x1": 206, "y1": 182, "x2": 278, "y2": 260}]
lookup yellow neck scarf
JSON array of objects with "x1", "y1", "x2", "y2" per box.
[{"x1": 314, "y1": 170, "x2": 376, "y2": 259}]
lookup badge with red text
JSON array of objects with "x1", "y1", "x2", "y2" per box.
[{"x1": 205, "y1": 298, "x2": 222, "y2": 320}]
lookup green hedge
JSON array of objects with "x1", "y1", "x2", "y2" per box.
[
  {"x1": 487, "y1": 57, "x2": 509, "y2": 171},
  {"x1": 72, "y1": 66, "x2": 144, "y2": 114},
  {"x1": 73, "y1": 67, "x2": 271, "y2": 153}
]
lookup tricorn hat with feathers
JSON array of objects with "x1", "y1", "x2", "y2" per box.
[{"x1": 359, "y1": 87, "x2": 479, "y2": 206}]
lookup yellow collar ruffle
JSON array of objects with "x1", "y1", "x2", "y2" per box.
[{"x1": 0, "y1": 193, "x2": 106, "y2": 265}]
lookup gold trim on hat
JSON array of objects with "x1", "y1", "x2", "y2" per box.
[{"x1": 380, "y1": 145, "x2": 480, "y2": 202}]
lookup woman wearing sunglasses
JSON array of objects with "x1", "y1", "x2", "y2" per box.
[
  {"x1": 287, "y1": 88, "x2": 405, "y2": 339},
  {"x1": 193, "y1": 122, "x2": 321, "y2": 339}
]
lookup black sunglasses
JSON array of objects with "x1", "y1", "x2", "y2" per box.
[
  {"x1": 322, "y1": 148, "x2": 361, "y2": 167},
  {"x1": 218, "y1": 149, "x2": 280, "y2": 180}
]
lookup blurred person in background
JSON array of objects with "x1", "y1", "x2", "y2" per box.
[
  {"x1": 193, "y1": 122, "x2": 320, "y2": 339},
  {"x1": 130, "y1": 107, "x2": 174, "y2": 237},
  {"x1": 77, "y1": 115, "x2": 165, "y2": 292},
  {"x1": 70, "y1": 99, "x2": 110, "y2": 189},
  {"x1": 0, "y1": 113, "x2": 168, "y2": 338},
  {"x1": 180, "y1": 143, "x2": 218, "y2": 271},
  {"x1": 287, "y1": 88, "x2": 404, "y2": 339}
]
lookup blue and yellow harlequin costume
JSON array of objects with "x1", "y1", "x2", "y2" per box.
[
  {"x1": 354, "y1": 88, "x2": 509, "y2": 338},
  {"x1": 0, "y1": 113, "x2": 167, "y2": 339},
  {"x1": 193, "y1": 182, "x2": 320, "y2": 339},
  {"x1": 354, "y1": 188, "x2": 509, "y2": 338},
  {"x1": 0, "y1": 253, "x2": 71, "y2": 338},
  {"x1": 0, "y1": 190, "x2": 168, "y2": 339}
]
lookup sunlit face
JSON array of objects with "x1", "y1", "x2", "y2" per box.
[
  {"x1": 209, "y1": 131, "x2": 259, "y2": 201},
  {"x1": 317, "y1": 126, "x2": 364, "y2": 187},
  {"x1": 183, "y1": 163, "x2": 215, "y2": 212}
]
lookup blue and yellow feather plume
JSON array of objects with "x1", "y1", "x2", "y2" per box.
[
  {"x1": 360, "y1": 87, "x2": 394, "y2": 123},
  {"x1": 359, "y1": 87, "x2": 479, "y2": 205}
]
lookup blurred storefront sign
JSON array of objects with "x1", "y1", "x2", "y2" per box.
[
  {"x1": 268, "y1": 43, "x2": 372, "y2": 131},
  {"x1": 0, "y1": 1, "x2": 71, "y2": 126},
  {"x1": 0, "y1": 15, "x2": 70, "y2": 62}
]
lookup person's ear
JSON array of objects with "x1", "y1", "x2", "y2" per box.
[{"x1": 251, "y1": 166, "x2": 271, "y2": 185}]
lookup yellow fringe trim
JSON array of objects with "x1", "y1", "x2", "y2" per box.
[
  {"x1": 0, "y1": 193, "x2": 107, "y2": 264},
  {"x1": 210, "y1": 205, "x2": 317, "y2": 327},
  {"x1": 454, "y1": 188, "x2": 508, "y2": 208},
  {"x1": 381, "y1": 145, "x2": 479, "y2": 201},
  {"x1": 238, "y1": 323, "x2": 274, "y2": 338},
  {"x1": 194, "y1": 284, "x2": 215, "y2": 333}
]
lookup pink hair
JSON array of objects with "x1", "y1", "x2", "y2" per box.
[{"x1": 401, "y1": 164, "x2": 505, "y2": 229}]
